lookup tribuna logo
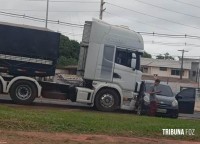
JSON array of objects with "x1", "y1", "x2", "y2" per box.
[{"x1": 162, "y1": 129, "x2": 195, "y2": 136}]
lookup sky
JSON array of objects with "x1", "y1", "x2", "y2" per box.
[{"x1": 0, "y1": 0, "x2": 200, "y2": 59}]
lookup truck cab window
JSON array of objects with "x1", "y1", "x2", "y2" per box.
[{"x1": 115, "y1": 49, "x2": 132, "y2": 67}]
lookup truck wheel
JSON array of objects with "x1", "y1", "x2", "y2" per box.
[
  {"x1": 95, "y1": 89, "x2": 120, "y2": 112},
  {"x1": 10, "y1": 80, "x2": 37, "y2": 105}
]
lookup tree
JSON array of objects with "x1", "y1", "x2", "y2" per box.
[
  {"x1": 156, "y1": 53, "x2": 174, "y2": 60},
  {"x1": 156, "y1": 54, "x2": 164, "y2": 59},
  {"x1": 164, "y1": 52, "x2": 174, "y2": 60},
  {"x1": 58, "y1": 56, "x2": 78, "y2": 66},
  {"x1": 142, "y1": 51, "x2": 152, "y2": 58},
  {"x1": 57, "y1": 35, "x2": 80, "y2": 66}
]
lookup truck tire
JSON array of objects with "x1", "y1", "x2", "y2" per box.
[
  {"x1": 10, "y1": 80, "x2": 37, "y2": 105},
  {"x1": 95, "y1": 89, "x2": 120, "y2": 112}
]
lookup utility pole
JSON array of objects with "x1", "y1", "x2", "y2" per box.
[
  {"x1": 198, "y1": 57, "x2": 200, "y2": 89},
  {"x1": 45, "y1": 0, "x2": 49, "y2": 28},
  {"x1": 178, "y1": 49, "x2": 188, "y2": 80},
  {"x1": 99, "y1": 0, "x2": 106, "y2": 20}
]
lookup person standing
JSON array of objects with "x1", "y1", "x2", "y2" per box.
[{"x1": 148, "y1": 79, "x2": 161, "y2": 116}]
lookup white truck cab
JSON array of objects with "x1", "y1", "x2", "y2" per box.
[{"x1": 76, "y1": 19, "x2": 144, "y2": 111}]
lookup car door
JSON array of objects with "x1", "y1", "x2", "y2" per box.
[{"x1": 176, "y1": 88, "x2": 195, "y2": 114}]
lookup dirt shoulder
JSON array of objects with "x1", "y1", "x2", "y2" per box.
[{"x1": 0, "y1": 130, "x2": 199, "y2": 144}]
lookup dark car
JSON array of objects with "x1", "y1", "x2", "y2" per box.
[
  {"x1": 137, "y1": 81, "x2": 196, "y2": 118},
  {"x1": 175, "y1": 87, "x2": 196, "y2": 114}
]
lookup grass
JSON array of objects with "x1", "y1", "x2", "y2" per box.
[{"x1": 0, "y1": 105, "x2": 199, "y2": 141}]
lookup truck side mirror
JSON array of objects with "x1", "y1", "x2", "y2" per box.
[
  {"x1": 131, "y1": 59, "x2": 136, "y2": 69},
  {"x1": 131, "y1": 53, "x2": 136, "y2": 69}
]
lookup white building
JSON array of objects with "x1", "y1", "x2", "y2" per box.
[{"x1": 141, "y1": 58, "x2": 191, "y2": 79}]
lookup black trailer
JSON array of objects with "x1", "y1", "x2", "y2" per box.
[{"x1": 0, "y1": 22, "x2": 60, "y2": 77}]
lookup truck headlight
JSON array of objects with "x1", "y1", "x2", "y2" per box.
[{"x1": 172, "y1": 100, "x2": 178, "y2": 107}]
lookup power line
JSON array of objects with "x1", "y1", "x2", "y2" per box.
[
  {"x1": 105, "y1": 11, "x2": 186, "y2": 35},
  {"x1": 49, "y1": 10, "x2": 98, "y2": 13},
  {"x1": 144, "y1": 52, "x2": 200, "y2": 58},
  {"x1": 106, "y1": 2, "x2": 200, "y2": 31},
  {"x1": 150, "y1": 54, "x2": 200, "y2": 58},
  {"x1": 143, "y1": 52, "x2": 200, "y2": 59},
  {"x1": 138, "y1": 32, "x2": 200, "y2": 40},
  {"x1": 0, "y1": 11, "x2": 84, "y2": 28},
  {"x1": 134, "y1": 0, "x2": 200, "y2": 20},
  {"x1": 25, "y1": 0, "x2": 99, "y2": 3},
  {"x1": 141, "y1": 33, "x2": 200, "y2": 40},
  {"x1": 144, "y1": 41, "x2": 200, "y2": 48},
  {"x1": 2, "y1": 10, "x2": 200, "y2": 42},
  {"x1": 0, "y1": 9, "x2": 99, "y2": 13},
  {"x1": 173, "y1": 0, "x2": 200, "y2": 9},
  {"x1": 106, "y1": 12, "x2": 200, "y2": 38},
  {"x1": 50, "y1": 0, "x2": 99, "y2": 3}
]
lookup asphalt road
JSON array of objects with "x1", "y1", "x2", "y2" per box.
[{"x1": 0, "y1": 94, "x2": 200, "y2": 120}]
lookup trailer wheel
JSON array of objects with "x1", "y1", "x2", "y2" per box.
[
  {"x1": 10, "y1": 80, "x2": 37, "y2": 105},
  {"x1": 95, "y1": 89, "x2": 119, "y2": 112}
]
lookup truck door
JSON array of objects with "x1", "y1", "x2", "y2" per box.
[
  {"x1": 176, "y1": 88, "x2": 195, "y2": 114},
  {"x1": 113, "y1": 48, "x2": 137, "y2": 91}
]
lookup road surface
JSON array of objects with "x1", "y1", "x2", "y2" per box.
[{"x1": 0, "y1": 94, "x2": 199, "y2": 120}]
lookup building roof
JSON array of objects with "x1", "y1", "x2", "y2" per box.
[
  {"x1": 181, "y1": 58, "x2": 200, "y2": 63},
  {"x1": 142, "y1": 75, "x2": 197, "y2": 83},
  {"x1": 141, "y1": 58, "x2": 191, "y2": 70}
]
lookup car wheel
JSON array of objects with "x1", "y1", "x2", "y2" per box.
[{"x1": 170, "y1": 112, "x2": 179, "y2": 119}]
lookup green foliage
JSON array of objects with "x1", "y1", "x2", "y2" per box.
[
  {"x1": 156, "y1": 54, "x2": 165, "y2": 59},
  {"x1": 0, "y1": 105, "x2": 199, "y2": 141},
  {"x1": 57, "y1": 35, "x2": 80, "y2": 66},
  {"x1": 164, "y1": 52, "x2": 175, "y2": 60},
  {"x1": 156, "y1": 53, "x2": 174, "y2": 60},
  {"x1": 57, "y1": 56, "x2": 78, "y2": 66},
  {"x1": 142, "y1": 51, "x2": 152, "y2": 58}
]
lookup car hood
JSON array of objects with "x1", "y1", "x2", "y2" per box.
[
  {"x1": 145, "y1": 93, "x2": 176, "y2": 105},
  {"x1": 156, "y1": 95, "x2": 176, "y2": 105}
]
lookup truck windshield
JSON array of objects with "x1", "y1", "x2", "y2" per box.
[{"x1": 115, "y1": 48, "x2": 140, "y2": 70}]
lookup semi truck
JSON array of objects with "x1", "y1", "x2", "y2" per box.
[{"x1": 0, "y1": 19, "x2": 144, "y2": 112}]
